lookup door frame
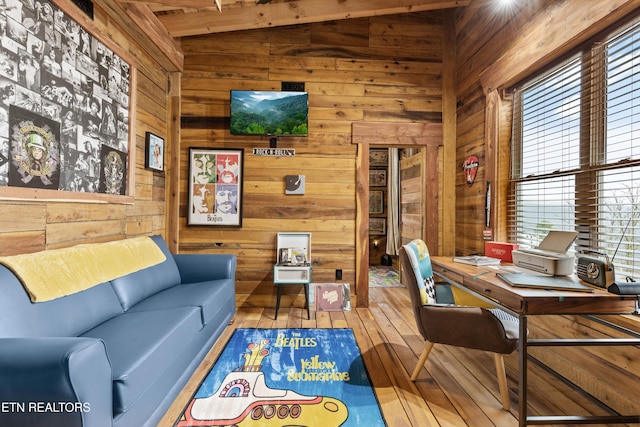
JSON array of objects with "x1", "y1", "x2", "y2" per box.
[{"x1": 352, "y1": 122, "x2": 444, "y2": 307}]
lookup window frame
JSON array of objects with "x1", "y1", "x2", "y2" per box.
[{"x1": 509, "y1": 18, "x2": 640, "y2": 279}]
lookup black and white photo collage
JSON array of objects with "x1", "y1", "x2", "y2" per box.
[{"x1": 0, "y1": 0, "x2": 130, "y2": 194}]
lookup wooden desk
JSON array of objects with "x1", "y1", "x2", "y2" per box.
[{"x1": 431, "y1": 256, "x2": 640, "y2": 427}]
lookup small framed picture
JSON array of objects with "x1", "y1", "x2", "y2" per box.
[
  {"x1": 145, "y1": 132, "x2": 164, "y2": 171},
  {"x1": 369, "y1": 169, "x2": 387, "y2": 187},
  {"x1": 369, "y1": 190, "x2": 384, "y2": 214},
  {"x1": 369, "y1": 217, "x2": 386, "y2": 235},
  {"x1": 370, "y1": 149, "x2": 389, "y2": 167}
]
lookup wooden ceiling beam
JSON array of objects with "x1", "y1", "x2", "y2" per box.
[
  {"x1": 100, "y1": 0, "x2": 185, "y2": 71},
  {"x1": 116, "y1": 0, "x2": 218, "y2": 8},
  {"x1": 157, "y1": 0, "x2": 470, "y2": 38}
]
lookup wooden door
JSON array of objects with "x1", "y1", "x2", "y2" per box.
[{"x1": 400, "y1": 150, "x2": 424, "y2": 245}]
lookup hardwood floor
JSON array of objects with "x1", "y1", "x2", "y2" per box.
[{"x1": 159, "y1": 285, "x2": 622, "y2": 427}]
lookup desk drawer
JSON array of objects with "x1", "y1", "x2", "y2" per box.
[
  {"x1": 432, "y1": 263, "x2": 464, "y2": 284},
  {"x1": 462, "y1": 275, "x2": 523, "y2": 312},
  {"x1": 433, "y1": 262, "x2": 523, "y2": 312}
]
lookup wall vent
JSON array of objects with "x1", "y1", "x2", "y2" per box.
[{"x1": 72, "y1": 0, "x2": 94, "y2": 19}]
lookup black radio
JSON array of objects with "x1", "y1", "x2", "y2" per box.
[{"x1": 576, "y1": 251, "x2": 615, "y2": 289}]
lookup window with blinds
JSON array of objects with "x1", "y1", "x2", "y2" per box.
[{"x1": 510, "y1": 20, "x2": 640, "y2": 280}]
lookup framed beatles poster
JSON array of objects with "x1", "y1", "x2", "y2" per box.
[
  {"x1": 0, "y1": 0, "x2": 134, "y2": 200},
  {"x1": 188, "y1": 147, "x2": 244, "y2": 227}
]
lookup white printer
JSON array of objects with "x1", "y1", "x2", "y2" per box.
[{"x1": 511, "y1": 230, "x2": 577, "y2": 275}]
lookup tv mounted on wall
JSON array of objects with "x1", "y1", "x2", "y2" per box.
[{"x1": 230, "y1": 90, "x2": 308, "y2": 136}]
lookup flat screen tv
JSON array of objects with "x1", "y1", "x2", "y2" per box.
[{"x1": 230, "y1": 90, "x2": 308, "y2": 136}]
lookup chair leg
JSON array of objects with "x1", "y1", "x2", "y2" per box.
[
  {"x1": 493, "y1": 353, "x2": 510, "y2": 410},
  {"x1": 411, "y1": 341, "x2": 435, "y2": 381}
]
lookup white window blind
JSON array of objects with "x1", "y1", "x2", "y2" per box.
[{"x1": 510, "y1": 20, "x2": 640, "y2": 280}]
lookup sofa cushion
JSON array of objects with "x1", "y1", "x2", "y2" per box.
[
  {"x1": 128, "y1": 279, "x2": 235, "y2": 326},
  {"x1": 81, "y1": 306, "x2": 201, "y2": 414},
  {"x1": 110, "y1": 235, "x2": 182, "y2": 310},
  {"x1": 0, "y1": 266, "x2": 124, "y2": 338}
]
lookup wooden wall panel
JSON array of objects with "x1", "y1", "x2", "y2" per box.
[
  {"x1": 179, "y1": 11, "x2": 445, "y2": 308},
  {"x1": 0, "y1": 202, "x2": 46, "y2": 233},
  {"x1": 456, "y1": 0, "x2": 640, "y2": 415},
  {"x1": 0, "y1": 2, "x2": 169, "y2": 256}
]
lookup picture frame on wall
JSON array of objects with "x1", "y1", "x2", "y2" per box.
[
  {"x1": 369, "y1": 217, "x2": 386, "y2": 235},
  {"x1": 188, "y1": 147, "x2": 244, "y2": 227},
  {"x1": 369, "y1": 190, "x2": 384, "y2": 214},
  {"x1": 369, "y1": 169, "x2": 387, "y2": 187},
  {"x1": 369, "y1": 149, "x2": 389, "y2": 167},
  {"x1": 0, "y1": 0, "x2": 134, "y2": 201},
  {"x1": 145, "y1": 132, "x2": 164, "y2": 171}
]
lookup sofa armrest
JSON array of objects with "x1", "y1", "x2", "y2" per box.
[
  {"x1": 173, "y1": 253, "x2": 237, "y2": 284},
  {"x1": 0, "y1": 337, "x2": 112, "y2": 427}
]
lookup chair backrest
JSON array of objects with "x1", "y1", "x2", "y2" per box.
[
  {"x1": 399, "y1": 247, "x2": 426, "y2": 339},
  {"x1": 402, "y1": 239, "x2": 436, "y2": 304},
  {"x1": 400, "y1": 239, "x2": 437, "y2": 341}
]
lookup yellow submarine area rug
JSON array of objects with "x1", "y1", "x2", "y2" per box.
[{"x1": 176, "y1": 328, "x2": 386, "y2": 427}]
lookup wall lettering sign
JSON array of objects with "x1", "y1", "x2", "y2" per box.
[{"x1": 252, "y1": 148, "x2": 295, "y2": 157}]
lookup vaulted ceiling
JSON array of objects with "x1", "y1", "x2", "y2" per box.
[
  {"x1": 105, "y1": 0, "x2": 469, "y2": 71},
  {"x1": 138, "y1": 0, "x2": 468, "y2": 37}
]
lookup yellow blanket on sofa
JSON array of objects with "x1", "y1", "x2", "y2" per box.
[{"x1": 0, "y1": 236, "x2": 166, "y2": 302}]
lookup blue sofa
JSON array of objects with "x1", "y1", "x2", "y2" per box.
[{"x1": 0, "y1": 235, "x2": 236, "y2": 427}]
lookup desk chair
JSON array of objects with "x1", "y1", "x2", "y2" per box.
[{"x1": 400, "y1": 239, "x2": 519, "y2": 410}]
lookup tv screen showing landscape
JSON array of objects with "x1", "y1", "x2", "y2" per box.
[{"x1": 230, "y1": 90, "x2": 308, "y2": 136}]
